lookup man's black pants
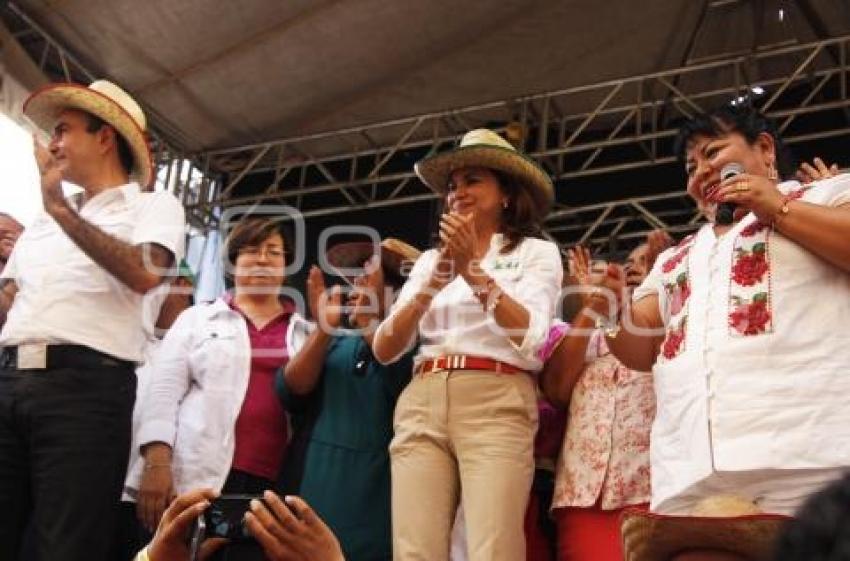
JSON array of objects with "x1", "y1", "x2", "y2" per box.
[{"x1": 0, "y1": 352, "x2": 135, "y2": 561}]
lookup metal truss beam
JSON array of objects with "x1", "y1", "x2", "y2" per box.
[
  {"x1": 6, "y1": 1, "x2": 849, "y2": 251},
  {"x1": 544, "y1": 190, "x2": 702, "y2": 256},
  {"x1": 184, "y1": 35, "x2": 850, "y2": 239},
  {"x1": 3, "y1": 2, "x2": 220, "y2": 231}
]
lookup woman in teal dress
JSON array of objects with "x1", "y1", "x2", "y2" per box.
[{"x1": 277, "y1": 239, "x2": 420, "y2": 561}]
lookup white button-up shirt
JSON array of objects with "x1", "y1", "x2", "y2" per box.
[
  {"x1": 388, "y1": 234, "x2": 563, "y2": 371},
  {"x1": 0, "y1": 183, "x2": 185, "y2": 362},
  {"x1": 635, "y1": 174, "x2": 850, "y2": 511}
]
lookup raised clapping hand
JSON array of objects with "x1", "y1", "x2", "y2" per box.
[
  {"x1": 567, "y1": 245, "x2": 593, "y2": 297},
  {"x1": 307, "y1": 265, "x2": 343, "y2": 332},
  {"x1": 245, "y1": 491, "x2": 345, "y2": 561},
  {"x1": 568, "y1": 245, "x2": 626, "y2": 315},
  {"x1": 796, "y1": 157, "x2": 839, "y2": 184},
  {"x1": 438, "y1": 212, "x2": 479, "y2": 281},
  {"x1": 33, "y1": 135, "x2": 67, "y2": 217},
  {"x1": 349, "y1": 255, "x2": 380, "y2": 330},
  {"x1": 426, "y1": 244, "x2": 458, "y2": 292}
]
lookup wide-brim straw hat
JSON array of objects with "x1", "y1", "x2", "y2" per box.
[
  {"x1": 621, "y1": 496, "x2": 791, "y2": 561},
  {"x1": 24, "y1": 80, "x2": 154, "y2": 189},
  {"x1": 326, "y1": 238, "x2": 421, "y2": 283},
  {"x1": 414, "y1": 128, "x2": 554, "y2": 218}
]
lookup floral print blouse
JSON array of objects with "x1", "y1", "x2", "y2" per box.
[{"x1": 551, "y1": 331, "x2": 655, "y2": 510}]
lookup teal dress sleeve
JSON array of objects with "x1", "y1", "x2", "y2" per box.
[{"x1": 380, "y1": 345, "x2": 416, "y2": 400}]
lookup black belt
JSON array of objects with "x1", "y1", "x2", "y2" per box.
[{"x1": 0, "y1": 345, "x2": 134, "y2": 371}]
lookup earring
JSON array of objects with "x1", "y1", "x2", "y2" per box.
[
  {"x1": 767, "y1": 162, "x2": 778, "y2": 181},
  {"x1": 502, "y1": 199, "x2": 509, "y2": 209}
]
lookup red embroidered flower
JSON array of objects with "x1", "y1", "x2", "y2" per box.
[
  {"x1": 740, "y1": 220, "x2": 768, "y2": 237},
  {"x1": 787, "y1": 187, "x2": 810, "y2": 201},
  {"x1": 661, "y1": 235, "x2": 695, "y2": 273},
  {"x1": 728, "y1": 295, "x2": 771, "y2": 335},
  {"x1": 731, "y1": 244, "x2": 768, "y2": 286},
  {"x1": 662, "y1": 251, "x2": 685, "y2": 273},
  {"x1": 661, "y1": 327, "x2": 685, "y2": 359}
]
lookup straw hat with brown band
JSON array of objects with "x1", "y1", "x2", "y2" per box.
[
  {"x1": 23, "y1": 80, "x2": 154, "y2": 189},
  {"x1": 621, "y1": 496, "x2": 792, "y2": 561},
  {"x1": 414, "y1": 129, "x2": 554, "y2": 219},
  {"x1": 325, "y1": 238, "x2": 421, "y2": 285}
]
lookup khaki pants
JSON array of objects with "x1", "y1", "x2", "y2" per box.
[{"x1": 390, "y1": 369, "x2": 538, "y2": 561}]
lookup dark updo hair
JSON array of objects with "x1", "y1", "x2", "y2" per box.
[
  {"x1": 673, "y1": 103, "x2": 794, "y2": 180},
  {"x1": 492, "y1": 170, "x2": 542, "y2": 254}
]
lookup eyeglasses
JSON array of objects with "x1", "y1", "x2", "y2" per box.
[{"x1": 238, "y1": 245, "x2": 285, "y2": 259}]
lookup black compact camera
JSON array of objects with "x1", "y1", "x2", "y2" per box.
[
  {"x1": 205, "y1": 494, "x2": 260, "y2": 540},
  {"x1": 190, "y1": 493, "x2": 261, "y2": 558}
]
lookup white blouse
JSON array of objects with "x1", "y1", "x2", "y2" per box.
[
  {"x1": 634, "y1": 174, "x2": 850, "y2": 511},
  {"x1": 384, "y1": 234, "x2": 563, "y2": 372}
]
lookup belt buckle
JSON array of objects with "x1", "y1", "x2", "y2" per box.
[
  {"x1": 445, "y1": 355, "x2": 466, "y2": 371},
  {"x1": 416, "y1": 359, "x2": 435, "y2": 376},
  {"x1": 17, "y1": 343, "x2": 48, "y2": 370}
]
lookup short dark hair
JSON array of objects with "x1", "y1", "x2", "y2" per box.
[
  {"x1": 224, "y1": 216, "x2": 290, "y2": 270},
  {"x1": 673, "y1": 103, "x2": 794, "y2": 180},
  {"x1": 84, "y1": 113, "x2": 134, "y2": 175}
]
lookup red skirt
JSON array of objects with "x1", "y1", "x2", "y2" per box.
[{"x1": 555, "y1": 503, "x2": 649, "y2": 561}]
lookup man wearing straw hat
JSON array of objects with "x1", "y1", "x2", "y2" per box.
[{"x1": 0, "y1": 80, "x2": 185, "y2": 561}]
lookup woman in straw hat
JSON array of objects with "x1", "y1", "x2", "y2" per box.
[
  {"x1": 373, "y1": 129, "x2": 563, "y2": 561},
  {"x1": 279, "y1": 238, "x2": 420, "y2": 561},
  {"x1": 581, "y1": 103, "x2": 850, "y2": 557}
]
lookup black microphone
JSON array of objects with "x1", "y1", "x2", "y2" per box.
[{"x1": 716, "y1": 162, "x2": 745, "y2": 225}]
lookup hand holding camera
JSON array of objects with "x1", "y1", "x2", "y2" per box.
[
  {"x1": 245, "y1": 491, "x2": 345, "y2": 561},
  {"x1": 142, "y1": 489, "x2": 345, "y2": 561},
  {"x1": 145, "y1": 488, "x2": 226, "y2": 561}
]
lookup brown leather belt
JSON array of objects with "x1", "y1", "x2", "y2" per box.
[{"x1": 415, "y1": 355, "x2": 530, "y2": 376}]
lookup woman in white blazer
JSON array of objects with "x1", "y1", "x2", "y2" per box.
[{"x1": 125, "y1": 217, "x2": 310, "y2": 534}]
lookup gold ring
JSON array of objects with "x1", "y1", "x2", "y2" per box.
[{"x1": 737, "y1": 182, "x2": 750, "y2": 193}]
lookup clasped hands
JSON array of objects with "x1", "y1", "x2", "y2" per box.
[
  {"x1": 568, "y1": 245, "x2": 625, "y2": 318},
  {"x1": 431, "y1": 211, "x2": 481, "y2": 288}
]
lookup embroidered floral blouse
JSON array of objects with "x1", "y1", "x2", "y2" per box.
[
  {"x1": 549, "y1": 326, "x2": 655, "y2": 510},
  {"x1": 633, "y1": 175, "x2": 850, "y2": 512}
]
